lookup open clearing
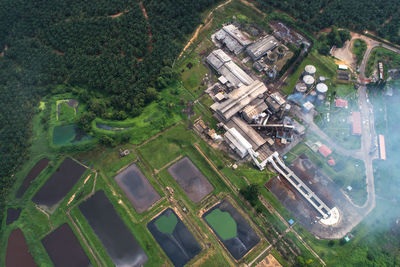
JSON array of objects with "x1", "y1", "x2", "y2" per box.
[
  {"x1": 41, "y1": 223, "x2": 91, "y2": 267},
  {"x1": 32, "y1": 158, "x2": 86, "y2": 208},
  {"x1": 16, "y1": 158, "x2": 49, "y2": 198},
  {"x1": 268, "y1": 154, "x2": 362, "y2": 239},
  {"x1": 203, "y1": 199, "x2": 260, "y2": 260},
  {"x1": 148, "y1": 208, "x2": 202, "y2": 267},
  {"x1": 114, "y1": 163, "x2": 160, "y2": 213},
  {"x1": 168, "y1": 157, "x2": 214, "y2": 203},
  {"x1": 79, "y1": 190, "x2": 148, "y2": 267},
  {"x1": 6, "y1": 229, "x2": 37, "y2": 267}
]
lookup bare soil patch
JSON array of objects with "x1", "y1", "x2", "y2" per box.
[
  {"x1": 168, "y1": 157, "x2": 214, "y2": 203},
  {"x1": 114, "y1": 163, "x2": 160, "y2": 213},
  {"x1": 6, "y1": 229, "x2": 37, "y2": 267}
]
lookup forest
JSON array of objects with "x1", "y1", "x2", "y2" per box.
[
  {"x1": 255, "y1": 0, "x2": 400, "y2": 45},
  {"x1": 0, "y1": 0, "x2": 220, "y2": 221}
]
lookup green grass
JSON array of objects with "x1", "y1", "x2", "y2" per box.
[
  {"x1": 58, "y1": 102, "x2": 76, "y2": 121},
  {"x1": 137, "y1": 123, "x2": 196, "y2": 170},
  {"x1": 92, "y1": 81, "x2": 190, "y2": 145},
  {"x1": 155, "y1": 212, "x2": 178, "y2": 234},
  {"x1": 205, "y1": 209, "x2": 237, "y2": 240},
  {"x1": 352, "y1": 39, "x2": 367, "y2": 65}
]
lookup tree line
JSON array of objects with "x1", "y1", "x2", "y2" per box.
[{"x1": 0, "y1": 0, "x2": 221, "y2": 223}]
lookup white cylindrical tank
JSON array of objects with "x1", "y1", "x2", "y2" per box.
[
  {"x1": 304, "y1": 65, "x2": 316, "y2": 76},
  {"x1": 295, "y1": 82, "x2": 307, "y2": 93},
  {"x1": 303, "y1": 75, "x2": 315, "y2": 88},
  {"x1": 316, "y1": 83, "x2": 328, "y2": 95},
  {"x1": 319, "y1": 76, "x2": 327, "y2": 83}
]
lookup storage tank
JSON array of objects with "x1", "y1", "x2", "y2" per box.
[
  {"x1": 318, "y1": 76, "x2": 327, "y2": 83},
  {"x1": 276, "y1": 45, "x2": 285, "y2": 59},
  {"x1": 295, "y1": 82, "x2": 307, "y2": 93},
  {"x1": 303, "y1": 75, "x2": 315, "y2": 88},
  {"x1": 304, "y1": 65, "x2": 316, "y2": 76},
  {"x1": 266, "y1": 52, "x2": 278, "y2": 63},
  {"x1": 316, "y1": 83, "x2": 328, "y2": 95}
]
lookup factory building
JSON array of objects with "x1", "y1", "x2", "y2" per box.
[
  {"x1": 211, "y1": 80, "x2": 268, "y2": 122},
  {"x1": 265, "y1": 92, "x2": 286, "y2": 113},
  {"x1": 215, "y1": 24, "x2": 252, "y2": 55},
  {"x1": 241, "y1": 98, "x2": 268, "y2": 123},
  {"x1": 207, "y1": 49, "x2": 254, "y2": 88},
  {"x1": 352, "y1": 112, "x2": 362, "y2": 136},
  {"x1": 246, "y1": 35, "x2": 279, "y2": 61},
  {"x1": 224, "y1": 127, "x2": 253, "y2": 158},
  {"x1": 227, "y1": 116, "x2": 266, "y2": 150}
]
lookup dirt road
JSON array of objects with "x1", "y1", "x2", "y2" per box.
[{"x1": 178, "y1": 0, "x2": 232, "y2": 59}]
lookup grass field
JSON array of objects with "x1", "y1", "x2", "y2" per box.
[{"x1": 352, "y1": 39, "x2": 367, "y2": 65}]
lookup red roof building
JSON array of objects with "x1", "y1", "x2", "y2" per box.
[
  {"x1": 318, "y1": 144, "x2": 332, "y2": 158},
  {"x1": 328, "y1": 157, "x2": 336, "y2": 166},
  {"x1": 379, "y1": 135, "x2": 386, "y2": 160},
  {"x1": 335, "y1": 99, "x2": 348, "y2": 108},
  {"x1": 352, "y1": 112, "x2": 362, "y2": 135}
]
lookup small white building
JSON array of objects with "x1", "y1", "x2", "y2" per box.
[
  {"x1": 338, "y1": 64, "x2": 348, "y2": 70},
  {"x1": 224, "y1": 127, "x2": 252, "y2": 158}
]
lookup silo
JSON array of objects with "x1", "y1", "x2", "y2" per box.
[
  {"x1": 304, "y1": 65, "x2": 316, "y2": 76},
  {"x1": 295, "y1": 83, "x2": 307, "y2": 93},
  {"x1": 303, "y1": 75, "x2": 315, "y2": 88},
  {"x1": 316, "y1": 83, "x2": 328, "y2": 96}
]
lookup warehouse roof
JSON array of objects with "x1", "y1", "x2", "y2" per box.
[
  {"x1": 211, "y1": 80, "x2": 268, "y2": 122},
  {"x1": 224, "y1": 127, "x2": 252, "y2": 158},
  {"x1": 206, "y1": 49, "x2": 253, "y2": 87},
  {"x1": 246, "y1": 35, "x2": 278, "y2": 60},
  {"x1": 318, "y1": 144, "x2": 332, "y2": 158},
  {"x1": 227, "y1": 116, "x2": 266, "y2": 150}
]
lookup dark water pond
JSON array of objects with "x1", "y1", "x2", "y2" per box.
[
  {"x1": 32, "y1": 158, "x2": 86, "y2": 208},
  {"x1": 168, "y1": 157, "x2": 214, "y2": 203},
  {"x1": 6, "y1": 229, "x2": 37, "y2": 267},
  {"x1": 79, "y1": 190, "x2": 148, "y2": 267},
  {"x1": 96, "y1": 123, "x2": 130, "y2": 131},
  {"x1": 114, "y1": 163, "x2": 160, "y2": 213},
  {"x1": 53, "y1": 124, "x2": 92, "y2": 145},
  {"x1": 6, "y1": 208, "x2": 21, "y2": 225},
  {"x1": 16, "y1": 158, "x2": 49, "y2": 198},
  {"x1": 42, "y1": 223, "x2": 91, "y2": 267},
  {"x1": 202, "y1": 200, "x2": 260, "y2": 260},
  {"x1": 148, "y1": 208, "x2": 201, "y2": 267}
]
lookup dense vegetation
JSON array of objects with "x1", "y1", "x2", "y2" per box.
[
  {"x1": 255, "y1": 0, "x2": 400, "y2": 45},
  {"x1": 0, "y1": 0, "x2": 221, "y2": 223}
]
